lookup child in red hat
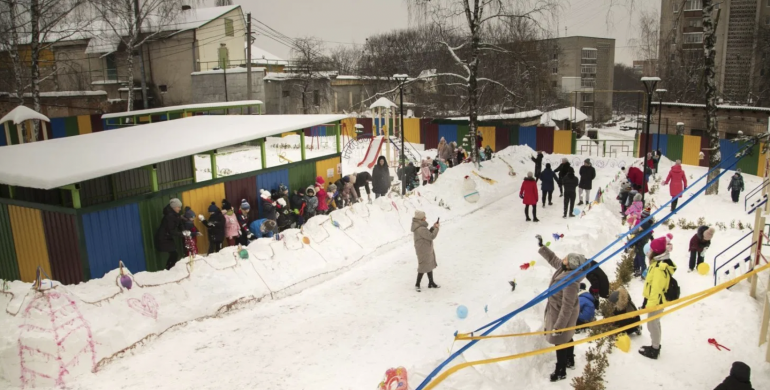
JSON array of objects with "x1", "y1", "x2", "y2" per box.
[{"x1": 640, "y1": 233, "x2": 677, "y2": 360}]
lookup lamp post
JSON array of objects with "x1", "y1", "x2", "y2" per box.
[
  {"x1": 654, "y1": 89, "x2": 667, "y2": 153},
  {"x1": 641, "y1": 77, "x2": 661, "y2": 205},
  {"x1": 393, "y1": 74, "x2": 408, "y2": 195}
]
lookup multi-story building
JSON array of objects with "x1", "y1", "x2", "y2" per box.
[
  {"x1": 546, "y1": 36, "x2": 615, "y2": 123},
  {"x1": 659, "y1": 0, "x2": 770, "y2": 104}
]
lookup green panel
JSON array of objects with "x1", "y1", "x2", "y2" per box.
[
  {"x1": 64, "y1": 117, "x2": 79, "y2": 137},
  {"x1": 8, "y1": 123, "x2": 19, "y2": 145},
  {"x1": 737, "y1": 142, "x2": 759, "y2": 176},
  {"x1": 138, "y1": 192, "x2": 181, "y2": 272},
  {"x1": 571, "y1": 132, "x2": 577, "y2": 154},
  {"x1": 508, "y1": 125, "x2": 519, "y2": 146},
  {"x1": 168, "y1": 112, "x2": 182, "y2": 120},
  {"x1": 288, "y1": 160, "x2": 316, "y2": 195},
  {"x1": 457, "y1": 125, "x2": 470, "y2": 149},
  {"x1": 666, "y1": 135, "x2": 683, "y2": 162},
  {"x1": 0, "y1": 203, "x2": 20, "y2": 281}
]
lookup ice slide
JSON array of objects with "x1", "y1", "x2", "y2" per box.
[{"x1": 357, "y1": 136, "x2": 385, "y2": 168}]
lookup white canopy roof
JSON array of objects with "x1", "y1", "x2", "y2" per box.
[
  {"x1": 0, "y1": 106, "x2": 50, "y2": 125},
  {"x1": 0, "y1": 114, "x2": 348, "y2": 190},
  {"x1": 447, "y1": 110, "x2": 543, "y2": 121},
  {"x1": 369, "y1": 97, "x2": 398, "y2": 109},
  {"x1": 540, "y1": 107, "x2": 587, "y2": 126},
  {"x1": 102, "y1": 100, "x2": 263, "y2": 119}
]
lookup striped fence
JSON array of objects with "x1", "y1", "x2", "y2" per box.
[{"x1": 638, "y1": 133, "x2": 763, "y2": 175}]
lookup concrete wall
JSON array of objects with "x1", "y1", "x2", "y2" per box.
[
  {"x1": 190, "y1": 68, "x2": 265, "y2": 106},
  {"x1": 264, "y1": 79, "x2": 333, "y2": 115},
  {"x1": 655, "y1": 104, "x2": 769, "y2": 138},
  {"x1": 146, "y1": 31, "x2": 196, "y2": 106},
  {"x1": 195, "y1": 7, "x2": 247, "y2": 71}
]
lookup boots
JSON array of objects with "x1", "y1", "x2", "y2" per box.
[
  {"x1": 577, "y1": 201, "x2": 584, "y2": 206},
  {"x1": 549, "y1": 363, "x2": 567, "y2": 382},
  {"x1": 428, "y1": 283, "x2": 441, "y2": 288},
  {"x1": 567, "y1": 354, "x2": 575, "y2": 370},
  {"x1": 638, "y1": 345, "x2": 660, "y2": 359}
]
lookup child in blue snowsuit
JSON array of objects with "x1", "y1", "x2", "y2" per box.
[
  {"x1": 249, "y1": 218, "x2": 277, "y2": 239},
  {"x1": 576, "y1": 283, "x2": 597, "y2": 331}
]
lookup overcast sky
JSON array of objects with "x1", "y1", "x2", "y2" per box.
[{"x1": 223, "y1": 0, "x2": 660, "y2": 66}]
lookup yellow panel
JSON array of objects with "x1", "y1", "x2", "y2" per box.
[
  {"x1": 281, "y1": 132, "x2": 296, "y2": 137},
  {"x1": 139, "y1": 116, "x2": 151, "y2": 123},
  {"x1": 682, "y1": 135, "x2": 701, "y2": 166},
  {"x1": 8, "y1": 206, "x2": 51, "y2": 282},
  {"x1": 478, "y1": 127, "x2": 495, "y2": 149},
  {"x1": 404, "y1": 118, "x2": 421, "y2": 144},
  {"x1": 316, "y1": 156, "x2": 341, "y2": 186},
  {"x1": 182, "y1": 183, "x2": 226, "y2": 254},
  {"x1": 554, "y1": 131, "x2": 572, "y2": 154},
  {"x1": 341, "y1": 118, "x2": 358, "y2": 140},
  {"x1": 77, "y1": 115, "x2": 92, "y2": 135},
  {"x1": 758, "y1": 143, "x2": 767, "y2": 178}
]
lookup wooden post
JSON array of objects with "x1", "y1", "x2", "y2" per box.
[
  {"x1": 41, "y1": 121, "x2": 48, "y2": 140},
  {"x1": 3, "y1": 122, "x2": 10, "y2": 145},
  {"x1": 761, "y1": 291, "x2": 770, "y2": 347},
  {"x1": 8, "y1": 185, "x2": 14, "y2": 199},
  {"x1": 17, "y1": 121, "x2": 24, "y2": 144},
  {"x1": 210, "y1": 151, "x2": 218, "y2": 179},
  {"x1": 299, "y1": 130, "x2": 306, "y2": 161},
  {"x1": 191, "y1": 156, "x2": 198, "y2": 183},
  {"x1": 336, "y1": 121, "x2": 341, "y2": 154},
  {"x1": 260, "y1": 138, "x2": 267, "y2": 168}
]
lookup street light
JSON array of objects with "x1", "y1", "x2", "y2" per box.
[
  {"x1": 654, "y1": 89, "x2": 667, "y2": 154},
  {"x1": 641, "y1": 76, "x2": 661, "y2": 205},
  {"x1": 393, "y1": 73, "x2": 409, "y2": 196}
]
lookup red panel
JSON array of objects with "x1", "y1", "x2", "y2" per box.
[
  {"x1": 421, "y1": 119, "x2": 439, "y2": 150},
  {"x1": 357, "y1": 118, "x2": 373, "y2": 137},
  {"x1": 700, "y1": 133, "x2": 710, "y2": 167},
  {"x1": 90, "y1": 114, "x2": 104, "y2": 132},
  {"x1": 638, "y1": 134, "x2": 652, "y2": 158},
  {"x1": 535, "y1": 126, "x2": 555, "y2": 154},
  {"x1": 225, "y1": 176, "x2": 259, "y2": 222},
  {"x1": 42, "y1": 211, "x2": 83, "y2": 285},
  {"x1": 303, "y1": 127, "x2": 311, "y2": 137},
  {"x1": 494, "y1": 127, "x2": 509, "y2": 152}
]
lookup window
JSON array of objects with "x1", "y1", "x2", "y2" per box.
[
  {"x1": 224, "y1": 18, "x2": 234, "y2": 37},
  {"x1": 313, "y1": 90, "x2": 320, "y2": 106},
  {"x1": 581, "y1": 79, "x2": 596, "y2": 88},
  {"x1": 684, "y1": 0, "x2": 702, "y2": 11},
  {"x1": 581, "y1": 49, "x2": 597, "y2": 64},
  {"x1": 581, "y1": 65, "x2": 597, "y2": 78},
  {"x1": 105, "y1": 53, "x2": 117, "y2": 81},
  {"x1": 684, "y1": 32, "x2": 703, "y2": 44},
  {"x1": 673, "y1": 1, "x2": 679, "y2": 12},
  {"x1": 217, "y1": 45, "x2": 229, "y2": 69},
  {"x1": 158, "y1": 85, "x2": 167, "y2": 93},
  {"x1": 551, "y1": 80, "x2": 557, "y2": 88},
  {"x1": 687, "y1": 18, "x2": 702, "y2": 28},
  {"x1": 766, "y1": 16, "x2": 770, "y2": 26},
  {"x1": 670, "y1": 53, "x2": 676, "y2": 61},
  {"x1": 552, "y1": 67, "x2": 558, "y2": 75},
  {"x1": 282, "y1": 90, "x2": 290, "y2": 98},
  {"x1": 581, "y1": 93, "x2": 593, "y2": 102},
  {"x1": 552, "y1": 53, "x2": 558, "y2": 60}
]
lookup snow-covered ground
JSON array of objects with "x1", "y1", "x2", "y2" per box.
[{"x1": 2, "y1": 144, "x2": 769, "y2": 390}]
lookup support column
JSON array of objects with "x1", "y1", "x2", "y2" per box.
[
  {"x1": 210, "y1": 151, "x2": 218, "y2": 179},
  {"x1": 62, "y1": 184, "x2": 81, "y2": 209},
  {"x1": 191, "y1": 156, "x2": 198, "y2": 183},
  {"x1": 4, "y1": 122, "x2": 10, "y2": 145},
  {"x1": 260, "y1": 138, "x2": 267, "y2": 168},
  {"x1": 335, "y1": 121, "x2": 341, "y2": 154},
  {"x1": 41, "y1": 122, "x2": 48, "y2": 140},
  {"x1": 299, "y1": 130, "x2": 306, "y2": 161},
  {"x1": 147, "y1": 164, "x2": 159, "y2": 192},
  {"x1": 8, "y1": 185, "x2": 14, "y2": 199}
]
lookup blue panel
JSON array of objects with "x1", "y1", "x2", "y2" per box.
[
  {"x1": 0, "y1": 126, "x2": 6, "y2": 146},
  {"x1": 256, "y1": 169, "x2": 290, "y2": 215},
  {"x1": 50, "y1": 118, "x2": 67, "y2": 139},
  {"x1": 82, "y1": 203, "x2": 145, "y2": 279},
  {"x1": 309, "y1": 125, "x2": 326, "y2": 137},
  {"x1": 102, "y1": 119, "x2": 111, "y2": 130},
  {"x1": 720, "y1": 139, "x2": 740, "y2": 170},
  {"x1": 518, "y1": 126, "x2": 537, "y2": 151},
  {"x1": 438, "y1": 124, "x2": 458, "y2": 144},
  {"x1": 652, "y1": 134, "x2": 668, "y2": 157},
  {"x1": 374, "y1": 119, "x2": 386, "y2": 136}
]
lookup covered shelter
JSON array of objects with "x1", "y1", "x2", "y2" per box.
[
  {"x1": 102, "y1": 100, "x2": 264, "y2": 129},
  {"x1": 0, "y1": 106, "x2": 51, "y2": 144}
]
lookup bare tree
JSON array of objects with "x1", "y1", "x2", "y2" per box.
[
  {"x1": 290, "y1": 37, "x2": 333, "y2": 114},
  {"x1": 214, "y1": 0, "x2": 232, "y2": 6},
  {"x1": 93, "y1": 0, "x2": 183, "y2": 111},
  {"x1": 703, "y1": 0, "x2": 719, "y2": 195},
  {"x1": 628, "y1": 7, "x2": 659, "y2": 76},
  {"x1": 328, "y1": 45, "x2": 361, "y2": 75}
]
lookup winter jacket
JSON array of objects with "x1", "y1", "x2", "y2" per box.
[
  {"x1": 577, "y1": 292, "x2": 596, "y2": 324},
  {"x1": 456, "y1": 150, "x2": 467, "y2": 164},
  {"x1": 562, "y1": 173, "x2": 579, "y2": 195},
  {"x1": 201, "y1": 211, "x2": 226, "y2": 243},
  {"x1": 625, "y1": 200, "x2": 643, "y2": 223},
  {"x1": 224, "y1": 211, "x2": 240, "y2": 239},
  {"x1": 438, "y1": 140, "x2": 453, "y2": 161},
  {"x1": 316, "y1": 176, "x2": 329, "y2": 211},
  {"x1": 531, "y1": 153, "x2": 543, "y2": 177},
  {"x1": 625, "y1": 190, "x2": 639, "y2": 207},
  {"x1": 579, "y1": 165, "x2": 596, "y2": 190},
  {"x1": 291, "y1": 192, "x2": 307, "y2": 212},
  {"x1": 305, "y1": 186, "x2": 319, "y2": 215},
  {"x1": 689, "y1": 226, "x2": 713, "y2": 253},
  {"x1": 342, "y1": 182, "x2": 359, "y2": 202},
  {"x1": 411, "y1": 218, "x2": 439, "y2": 273},
  {"x1": 236, "y1": 210, "x2": 250, "y2": 242},
  {"x1": 714, "y1": 362, "x2": 754, "y2": 390},
  {"x1": 610, "y1": 286, "x2": 641, "y2": 333},
  {"x1": 420, "y1": 160, "x2": 432, "y2": 181},
  {"x1": 155, "y1": 204, "x2": 183, "y2": 252},
  {"x1": 276, "y1": 205, "x2": 293, "y2": 230},
  {"x1": 585, "y1": 261, "x2": 610, "y2": 299},
  {"x1": 627, "y1": 166, "x2": 648, "y2": 193},
  {"x1": 401, "y1": 163, "x2": 418, "y2": 185},
  {"x1": 618, "y1": 185, "x2": 631, "y2": 206},
  {"x1": 634, "y1": 218, "x2": 655, "y2": 252},
  {"x1": 249, "y1": 218, "x2": 275, "y2": 239},
  {"x1": 643, "y1": 252, "x2": 677, "y2": 309},
  {"x1": 354, "y1": 171, "x2": 372, "y2": 197},
  {"x1": 728, "y1": 173, "x2": 745, "y2": 192},
  {"x1": 519, "y1": 177, "x2": 539, "y2": 205},
  {"x1": 554, "y1": 162, "x2": 571, "y2": 181},
  {"x1": 664, "y1": 164, "x2": 688, "y2": 198},
  {"x1": 262, "y1": 197, "x2": 277, "y2": 220},
  {"x1": 539, "y1": 246, "x2": 584, "y2": 345},
  {"x1": 540, "y1": 168, "x2": 557, "y2": 192},
  {"x1": 372, "y1": 156, "x2": 391, "y2": 194},
  {"x1": 652, "y1": 152, "x2": 661, "y2": 171}
]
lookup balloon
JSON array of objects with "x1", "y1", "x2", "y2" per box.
[
  {"x1": 573, "y1": 208, "x2": 581, "y2": 216},
  {"x1": 642, "y1": 269, "x2": 648, "y2": 278},
  {"x1": 456, "y1": 305, "x2": 468, "y2": 319},
  {"x1": 643, "y1": 243, "x2": 651, "y2": 256},
  {"x1": 615, "y1": 334, "x2": 631, "y2": 353},
  {"x1": 302, "y1": 236, "x2": 310, "y2": 245},
  {"x1": 119, "y1": 274, "x2": 132, "y2": 290},
  {"x1": 238, "y1": 249, "x2": 249, "y2": 259},
  {"x1": 530, "y1": 260, "x2": 536, "y2": 267},
  {"x1": 698, "y1": 262, "x2": 710, "y2": 275},
  {"x1": 546, "y1": 242, "x2": 551, "y2": 247}
]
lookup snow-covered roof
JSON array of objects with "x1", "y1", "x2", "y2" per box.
[
  {"x1": 369, "y1": 97, "x2": 397, "y2": 109},
  {"x1": 447, "y1": 110, "x2": 543, "y2": 121},
  {"x1": 191, "y1": 67, "x2": 266, "y2": 76},
  {"x1": 0, "y1": 106, "x2": 50, "y2": 125},
  {"x1": 540, "y1": 107, "x2": 587, "y2": 126},
  {"x1": 653, "y1": 102, "x2": 770, "y2": 113},
  {"x1": 0, "y1": 114, "x2": 348, "y2": 190},
  {"x1": 167, "y1": 5, "x2": 242, "y2": 35},
  {"x1": 263, "y1": 71, "x2": 337, "y2": 81},
  {"x1": 102, "y1": 100, "x2": 264, "y2": 120},
  {"x1": 245, "y1": 43, "x2": 288, "y2": 64},
  {"x1": 85, "y1": 34, "x2": 121, "y2": 55}
]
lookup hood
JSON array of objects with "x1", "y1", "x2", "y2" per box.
[
  {"x1": 411, "y1": 218, "x2": 428, "y2": 232},
  {"x1": 696, "y1": 225, "x2": 709, "y2": 240},
  {"x1": 316, "y1": 176, "x2": 325, "y2": 185},
  {"x1": 670, "y1": 164, "x2": 683, "y2": 174},
  {"x1": 730, "y1": 361, "x2": 751, "y2": 382},
  {"x1": 610, "y1": 286, "x2": 630, "y2": 310},
  {"x1": 579, "y1": 291, "x2": 595, "y2": 303},
  {"x1": 306, "y1": 186, "x2": 316, "y2": 196},
  {"x1": 567, "y1": 253, "x2": 587, "y2": 270},
  {"x1": 376, "y1": 156, "x2": 388, "y2": 166}
]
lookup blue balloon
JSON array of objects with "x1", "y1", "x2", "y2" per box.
[
  {"x1": 456, "y1": 305, "x2": 468, "y2": 319},
  {"x1": 643, "y1": 243, "x2": 651, "y2": 256},
  {"x1": 642, "y1": 269, "x2": 648, "y2": 278},
  {"x1": 573, "y1": 208, "x2": 581, "y2": 216}
]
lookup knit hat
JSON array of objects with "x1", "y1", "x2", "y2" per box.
[
  {"x1": 527, "y1": 171, "x2": 534, "y2": 178},
  {"x1": 650, "y1": 233, "x2": 673, "y2": 255},
  {"x1": 208, "y1": 202, "x2": 220, "y2": 213},
  {"x1": 584, "y1": 158, "x2": 591, "y2": 164},
  {"x1": 579, "y1": 282, "x2": 587, "y2": 291},
  {"x1": 260, "y1": 189, "x2": 271, "y2": 200},
  {"x1": 183, "y1": 207, "x2": 195, "y2": 219},
  {"x1": 608, "y1": 290, "x2": 620, "y2": 304},
  {"x1": 240, "y1": 199, "x2": 251, "y2": 211},
  {"x1": 169, "y1": 198, "x2": 182, "y2": 208},
  {"x1": 328, "y1": 183, "x2": 337, "y2": 192},
  {"x1": 634, "y1": 193, "x2": 642, "y2": 202},
  {"x1": 306, "y1": 186, "x2": 316, "y2": 196},
  {"x1": 641, "y1": 206, "x2": 651, "y2": 219},
  {"x1": 567, "y1": 253, "x2": 587, "y2": 270},
  {"x1": 414, "y1": 210, "x2": 426, "y2": 220},
  {"x1": 277, "y1": 198, "x2": 286, "y2": 207},
  {"x1": 343, "y1": 176, "x2": 350, "y2": 183},
  {"x1": 316, "y1": 176, "x2": 325, "y2": 185},
  {"x1": 736, "y1": 168, "x2": 742, "y2": 173},
  {"x1": 279, "y1": 184, "x2": 288, "y2": 194},
  {"x1": 222, "y1": 199, "x2": 233, "y2": 211}
]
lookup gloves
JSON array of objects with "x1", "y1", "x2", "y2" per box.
[
  {"x1": 519, "y1": 193, "x2": 524, "y2": 199},
  {"x1": 198, "y1": 214, "x2": 205, "y2": 221},
  {"x1": 552, "y1": 331, "x2": 563, "y2": 337},
  {"x1": 247, "y1": 232, "x2": 255, "y2": 239},
  {"x1": 535, "y1": 235, "x2": 543, "y2": 247}
]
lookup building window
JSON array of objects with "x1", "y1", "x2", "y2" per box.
[
  {"x1": 687, "y1": 18, "x2": 702, "y2": 28},
  {"x1": 670, "y1": 53, "x2": 676, "y2": 61},
  {"x1": 684, "y1": 0, "x2": 702, "y2": 11},
  {"x1": 552, "y1": 67, "x2": 558, "y2": 75},
  {"x1": 313, "y1": 90, "x2": 320, "y2": 106},
  {"x1": 552, "y1": 53, "x2": 558, "y2": 60},
  {"x1": 551, "y1": 80, "x2": 557, "y2": 88},
  {"x1": 224, "y1": 18, "x2": 234, "y2": 37},
  {"x1": 684, "y1": 32, "x2": 703, "y2": 44},
  {"x1": 581, "y1": 49, "x2": 597, "y2": 65},
  {"x1": 766, "y1": 16, "x2": 770, "y2": 26},
  {"x1": 282, "y1": 90, "x2": 290, "y2": 98},
  {"x1": 673, "y1": 1, "x2": 679, "y2": 12},
  {"x1": 581, "y1": 93, "x2": 593, "y2": 103},
  {"x1": 581, "y1": 65, "x2": 597, "y2": 78},
  {"x1": 105, "y1": 53, "x2": 117, "y2": 81},
  {"x1": 581, "y1": 79, "x2": 596, "y2": 88},
  {"x1": 158, "y1": 85, "x2": 168, "y2": 93}
]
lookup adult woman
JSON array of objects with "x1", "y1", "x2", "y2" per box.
[
  {"x1": 372, "y1": 156, "x2": 390, "y2": 198},
  {"x1": 562, "y1": 168, "x2": 579, "y2": 218},
  {"x1": 663, "y1": 160, "x2": 687, "y2": 211},
  {"x1": 520, "y1": 172, "x2": 539, "y2": 222},
  {"x1": 411, "y1": 210, "x2": 440, "y2": 292},
  {"x1": 155, "y1": 198, "x2": 184, "y2": 270},
  {"x1": 539, "y1": 163, "x2": 557, "y2": 207}
]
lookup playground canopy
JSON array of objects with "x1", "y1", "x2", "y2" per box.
[
  {"x1": 101, "y1": 100, "x2": 264, "y2": 122},
  {"x1": 369, "y1": 97, "x2": 398, "y2": 110},
  {"x1": 0, "y1": 106, "x2": 50, "y2": 125},
  {"x1": 0, "y1": 114, "x2": 347, "y2": 190}
]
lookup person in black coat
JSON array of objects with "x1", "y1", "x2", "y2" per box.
[
  {"x1": 607, "y1": 286, "x2": 642, "y2": 336},
  {"x1": 397, "y1": 162, "x2": 418, "y2": 191},
  {"x1": 714, "y1": 362, "x2": 754, "y2": 390},
  {"x1": 531, "y1": 151, "x2": 543, "y2": 180},
  {"x1": 372, "y1": 156, "x2": 390, "y2": 198},
  {"x1": 354, "y1": 171, "x2": 373, "y2": 200},
  {"x1": 199, "y1": 202, "x2": 225, "y2": 255},
  {"x1": 578, "y1": 159, "x2": 596, "y2": 205},
  {"x1": 585, "y1": 261, "x2": 610, "y2": 299},
  {"x1": 236, "y1": 200, "x2": 251, "y2": 246},
  {"x1": 155, "y1": 198, "x2": 184, "y2": 270},
  {"x1": 554, "y1": 158, "x2": 571, "y2": 197},
  {"x1": 540, "y1": 163, "x2": 557, "y2": 207},
  {"x1": 562, "y1": 168, "x2": 579, "y2": 218}
]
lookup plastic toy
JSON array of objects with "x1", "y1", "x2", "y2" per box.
[
  {"x1": 552, "y1": 233, "x2": 564, "y2": 241},
  {"x1": 377, "y1": 367, "x2": 408, "y2": 390},
  {"x1": 616, "y1": 334, "x2": 631, "y2": 353},
  {"x1": 456, "y1": 305, "x2": 468, "y2": 319},
  {"x1": 697, "y1": 262, "x2": 710, "y2": 275},
  {"x1": 708, "y1": 338, "x2": 730, "y2": 351}
]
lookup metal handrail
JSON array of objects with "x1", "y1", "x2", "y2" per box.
[
  {"x1": 744, "y1": 179, "x2": 770, "y2": 212},
  {"x1": 713, "y1": 229, "x2": 755, "y2": 285},
  {"x1": 714, "y1": 242, "x2": 755, "y2": 286}
]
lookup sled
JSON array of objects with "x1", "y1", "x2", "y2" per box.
[{"x1": 472, "y1": 171, "x2": 497, "y2": 184}]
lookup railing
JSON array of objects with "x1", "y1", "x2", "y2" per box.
[
  {"x1": 745, "y1": 179, "x2": 770, "y2": 213},
  {"x1": 713, "y1": 230, "x2": 755, "y2": 286},
  {"x1": 575, "y1": 139, "x2": 635, "y2": 157}
]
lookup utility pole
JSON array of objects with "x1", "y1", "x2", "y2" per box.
[
  {"x1": 246, "y1": 12, "x2": 252, "y2": 114},
  {"x1": 134, "y1": 0, "x2": 149, "y2": 109}
]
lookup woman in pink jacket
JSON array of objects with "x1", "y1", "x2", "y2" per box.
[
  {"x1": 315, "y1": 176, "x2": 329, "y2": 215},
  {"x1": 222, "y1": 199, "x2": 240, "y2": 246},
  {"x1": 664, "y1": 160, "x2": 687, "y2": 212}
]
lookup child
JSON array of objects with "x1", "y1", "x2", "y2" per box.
[
  {"x1": 260, "y1": 190, "x2": 277, "y2": 220},
  {"x1": 182, "y1": 207, "x2": 200, "y2": 256},
  {"x1": 249, "y1": 219, "x2": 277, "y2": 239},
  {"x1": 276, "y1": 198, "x2": 293, "y2": 231},
  {"x1": 420, "y1": 158, "x2": 432, "y2": 186},
  {"x1": 327, "y1": 183, "x2": 338, "y2": 212},
  {"x1": 576, "y1": 283, "x2": 597, "y2": 329},
  {"x1": 315, "y1": 176, "x2": 328, "y2": 215},
  {"x1": 607, "y1": 286, "x2": 642, "y2": 335},
  {"x1": 199, "y1": 202, "x2": 225, "y2": 255},
  {"x1": 484, "y1": 145, "x2": 493, "y2": 161},
  {"x1": 236, "y1": 200, "x2": 251, "y2": 246},
  {"x1": 617, "y1": 181, "x2": 631, "y2": 214},
  {"x1": 305, "y1": 186, "x2": 318, "y2": 219},
  {"x1": 688, "y1": 226, "x2": 715, "y2": 272},
  {"x1": 714, "y1": 361, "x2": 753, "y2": 390},
  {"x1": 727, "y1": 169, "x2": 745, "y2": 203},
  {"x1": 222, "y1": 199, "x2": 240, "y2": 246},
  {"x1": 633, "y1": 207, "x2": 654, "y2": 278},
  {"x1": 624, "y1": 193, "x2": 643, "y2": 226},
  {"x1": 639, "y1": 233, "x2": 676, "y2": 360}
]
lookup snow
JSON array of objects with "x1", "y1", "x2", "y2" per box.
[
  {"x1": 653, "y1": 102, "x2": 770, "y2": 113},
  {"x1": 190, "y1": 67, "x2": 266, "y2": 76},
  {"x1": 245, "y1": 43, "x2": 288, "y2": 65},
  {"x1": 540, "y1": 107, "x2": 588, "y2": 126},
  {"x1": 0, "y1": 114, "x2": 347, "y2": 189},
  {"x1": 2, "y1": 145, "x2": 770, "y2": 390},
  {"x1": 0, "y1": 106, "x2": 49, "y2": 125},
  {"x1": 370, "y1": 97, "x2": 398, "y2": 109},
  {"x1": 101, "y1": 100, "x2": 264, "y2": 119},
  {"x1": 166, "y1": 6, "x2": 241, "y2": 34},
  {"x1": 446, "y1": 110, "x2": 543, "y2": 121}
]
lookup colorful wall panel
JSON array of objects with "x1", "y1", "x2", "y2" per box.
[
  {"x1": 758, "y1": 144, "x2": 767, "y2": 178},
  {"x1": 404, "y1": 118, "x2": 421, "y2": 144},
  {"x1": 316, "y1": 156, "x2": 341, "y2": 188},
  {"x1": 42, "y1": 211, "x2": 84, "y2": 285},
  {"x1": 553, "y1": 130, "x2": 572, "y2": 155},
  {"x1": 90, "y1": 114, "x2": 105, "y2": 133},
  {"x1": 8, "y1": 205, "x2": 52, "y2": 282},
  {"x1": 518, "y1": 126, "x2": 537, "y2": 151},
  {"x1": 288, "y1": 161, "x2": 317, "y2": 197},
  {"x1": 225, "y1": 176, "x2": 258, "y2": 221},
  {"x1": 494, "y1": 127, "x2": 509, "y2": 152},
  {"x1": 0, "y1": 125, "x2": 6, "y2": 146},
  {"x1": 737, "y1": 142, "x2": 759, "y2": 176},
  {"x1": 719, "y1": 140, "x2": 740, "y2": 171},
  {"x1": 76, "y1": 115, "x2": 92, "y2": 135},
  {"x1": 138, "y1": 194, "x2": 181, "y2": 272},
  {"x1": 682, "y1": 135, "x2": 701, "y2": 166},
  {"x1": 50, "y1": 117, "x2": 67, "y2": 139},
  {"x1": 82, "y1": 203, "x2": 145, "y2": 279},
  {"x1": 64, "y1": 117, "x2": 79, "y2": 137},
  {"x1": 652, "y1": 134, "x2": 668, "y2": 158},
  {"x1": 421, "y1": 120, "x2": 439, "y2": 150},
  {"x1": 535, "y1": 126, "x2": 555, "y2": 154},
  {"x1": 341, "y1": 118, "x2": 358, "y2": 139},
  {"x1": 256, "y1": 169, "x2": 290, "y2": 199},
  {"x1": 666, "y1": 135, "x2": 683, "y2": 162},
  {"x1": 181, "y1": 183, "x2": 226, "y2": 254},
  {"x1": 508, "y1": 125, "x2": 519, "y2": 147},
  {"x1": 357, "y1": 118, "x2": 373, "y2": 137},
  {"x1": 0, "y1": 204, "x2": 20, "y2": 281},
  {"x1": 457, "y1": 125, "x2": 470, "y2": 148},
  {"x1": 438, "y1": 124, "x2": 458, "y2": 144},
  {"x1": 699, "y1": 135, "x2": 710, "y2": 168},
  {"x1": 478, "y1": 127, "x2": 495, "y2": 149}
]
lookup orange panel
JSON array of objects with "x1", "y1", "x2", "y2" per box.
[{"x1": 8, "y1": 206, "x2": 52, "y2": 282}]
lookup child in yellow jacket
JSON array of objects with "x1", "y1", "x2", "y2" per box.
[{"x1": 640, "y1": 233, "x2": 677, "y2": 360}]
